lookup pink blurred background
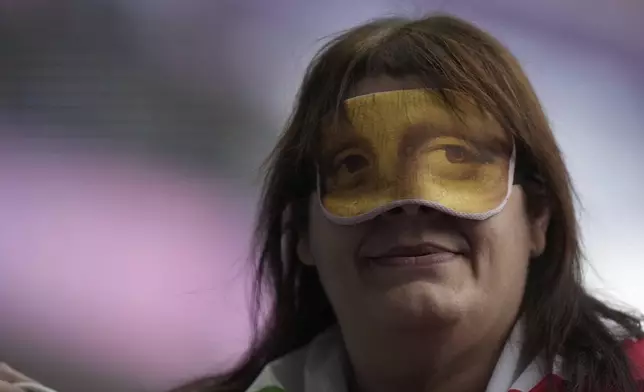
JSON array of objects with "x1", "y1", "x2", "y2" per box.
[
  {"x1": 0, "y1": 139, "x2": 255, "y2": 391},
  {"x1": 0, "y1": 1, "x2": 642, "y2": 391}
]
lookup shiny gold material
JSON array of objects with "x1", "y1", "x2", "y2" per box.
[{"x1": 318, "y1": 89, "x2": 513, "y2": 220}]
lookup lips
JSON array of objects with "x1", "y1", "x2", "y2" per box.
[
  {"x1": 362, "y1": 242, "x2": 461, "y2": 268},
  {"x1": 375, "y1": 243, "x2": 456, "y2": 258}
]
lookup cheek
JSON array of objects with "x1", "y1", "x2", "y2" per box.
[
  {"x1": 308, "y1": 219, "x2": 365, "y2": 305},
  {"x1": 478, "y1": 223, "x2": 531, "y2": 265},
  {"x1": 308, "y1": 199, "x2": 363, "y2": 273},
  {"x1": 309, "y1": 224, "x2": 358, "y2": 266},
  {"x1": 469, "y1": 201, "x2": 533, "y2": 279}
]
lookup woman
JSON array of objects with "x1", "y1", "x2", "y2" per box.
[
  {"x1": 171, "y1": 13, "x2": 644, "y2": 392},
  {"x1": 3, "y1": 13, "x2": 643, "y2": 392}
]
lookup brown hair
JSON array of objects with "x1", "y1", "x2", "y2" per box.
[{"x1": 173, "y1": 14, "x2": 643, "y2": 392}]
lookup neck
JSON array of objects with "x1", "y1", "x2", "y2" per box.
[{"x1": 344, "y1": 320, "x2": 513, "y2": 392}]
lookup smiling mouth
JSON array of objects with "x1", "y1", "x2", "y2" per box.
[{"x1": 366, "y1": 243, "x2": 460, "y2": 267}]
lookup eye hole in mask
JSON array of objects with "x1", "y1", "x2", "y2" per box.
[{"x1": 317, "y1": 88, "x2": 516, "y2": 224}]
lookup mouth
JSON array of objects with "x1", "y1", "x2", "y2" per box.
[
  {"x1": 365, "y1": 243, "x2": 461, "y2": 267},
  {"x1": 379, "y1": 243, "x2": 457, "y2": 257}
]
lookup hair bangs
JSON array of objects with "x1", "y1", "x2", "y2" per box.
[{"x1": 314, "y1": 22, "x2": 517, "y2": 163}]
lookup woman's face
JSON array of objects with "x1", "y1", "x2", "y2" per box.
[{"x1": 295, "y1": 77, "x2": 550, "y2": 335}]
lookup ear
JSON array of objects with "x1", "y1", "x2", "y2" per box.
[
  {"x1": 296, "y1": 232, "x2": 315, "y2": 266},
  {"x1": 529, "y1": 204, "x2": 551, "y2": 258}
]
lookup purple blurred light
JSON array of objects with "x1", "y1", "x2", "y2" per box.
[{"x1": 0, "y1": 139, "x2": 254, "y2": 388}]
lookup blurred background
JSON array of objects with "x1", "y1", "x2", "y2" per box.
[{"x1": 0, "y1": 0, "x2": 642, "y2": 391}]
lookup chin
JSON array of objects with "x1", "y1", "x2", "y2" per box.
[{"x1": 372, "y1": 281, "x2": 475, "y2": 330}]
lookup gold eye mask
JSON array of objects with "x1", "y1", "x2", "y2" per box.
[{"x1": 317, "y1": 88, "x2": 515, "y2": 224}]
